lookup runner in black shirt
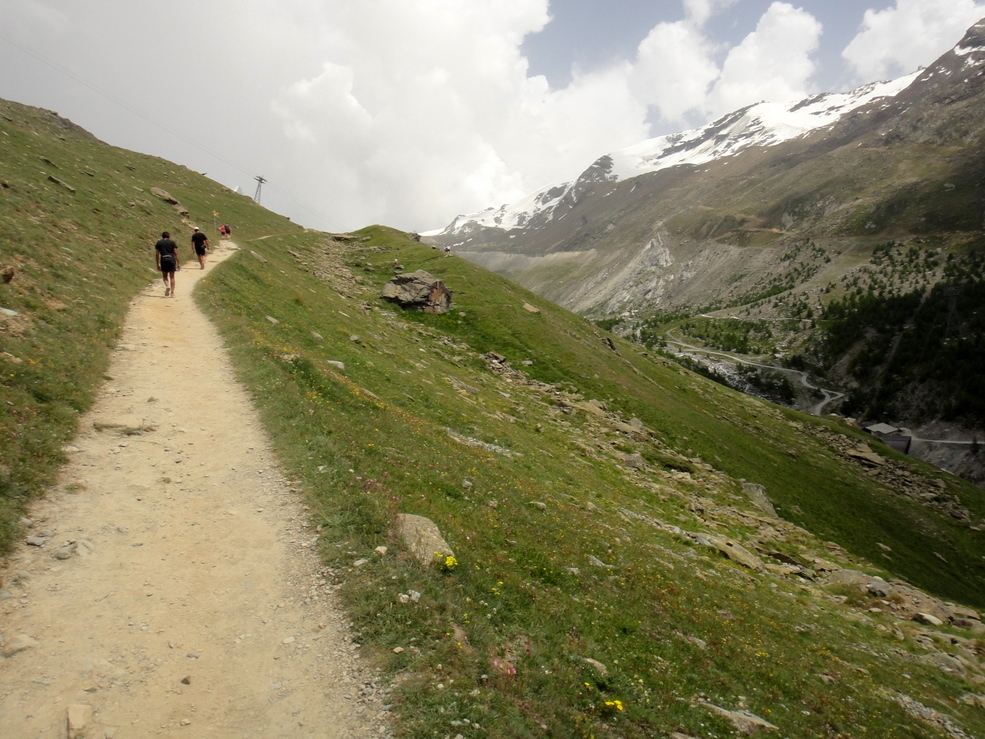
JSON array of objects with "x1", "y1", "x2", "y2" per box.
[
  {"x1": 191, "y1": 227, "x2": 210, "y2": 269},
  {"x1": 155, "y1": 231, "x2": 180, "y2": 297}
]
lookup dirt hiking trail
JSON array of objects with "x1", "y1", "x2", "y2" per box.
[{"x1": 0, "y1": 244, "x2": 389, "y2": 738}]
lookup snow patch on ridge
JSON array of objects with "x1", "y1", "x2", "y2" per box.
[
  {"x1": 607, "y1": 73, "x2": 918, "y2": 181},
  {"x1": 432, "y1": 72, "x2": 918, "y2": 238}
]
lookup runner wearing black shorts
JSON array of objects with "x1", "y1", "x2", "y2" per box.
[
  {"x1": 155, "y1": 231, "x2": 180, "y2": 297},
  {"x1": 191, "y1": 227, "x2": 210, "y2": 269}
]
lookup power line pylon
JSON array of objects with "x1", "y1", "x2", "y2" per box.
[{"x1": 253, "y1": 175, "x2": 267, "y2": 204}]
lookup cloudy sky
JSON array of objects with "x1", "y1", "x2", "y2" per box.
[{"x1": 1, "y1": 1, "x2": 983, "y2": 233}]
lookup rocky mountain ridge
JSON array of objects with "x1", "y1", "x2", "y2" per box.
[
  {"x1": 431, "y1": 72, "x2": 918, "y2": 239},
  {"x1": 426, "y1": 18, "x2": 985, "y2": 313},
  {"x1": 424, "y1": 18, "x2": 985, "y2": 456}
]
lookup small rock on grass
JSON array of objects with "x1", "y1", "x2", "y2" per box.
[
  {"x1": 394, "y1": 514, "x2": 454, "y2": 566},
  {"x1": 700, "y1": 702, "x2": 779, "y2": 734},
  {"x1": 583, "y1": 658, "x2": 607, "y2": 676}
]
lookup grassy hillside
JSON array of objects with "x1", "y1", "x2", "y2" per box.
[{"x1": 4, "y1": 99, "x2": 985, "y2": 737}]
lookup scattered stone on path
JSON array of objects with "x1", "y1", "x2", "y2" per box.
[
  {"x1": 1, "y1": 634, "x2": 39, "y2": 657},
  {"x1": 66, "y1": 704, "x2": 92, "y2": 739}
]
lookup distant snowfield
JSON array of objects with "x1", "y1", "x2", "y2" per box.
[
  {"x1": 607, "y1": 73, "x2": 919, "y2": 181},
  {"x1": 427, "y1": 70, "x2": 920, "y2": 237}
]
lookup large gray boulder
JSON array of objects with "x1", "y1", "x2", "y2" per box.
[{"x1": 381, "y1": 270, "x2": 452, "y2": 313}]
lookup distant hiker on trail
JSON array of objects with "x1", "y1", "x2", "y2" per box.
[
  {"x1": 222, "y1": 224, "x2": 232, "y2": 240},
  {"x1": 218, "y1": 224, "x2": 226, "y2": 238},
  {"x1": 155, "y1": 231, "x2": 180, "y2": 297},
  {"x1": 191, "y1": 226, "x2": 210, "y2": 269}
]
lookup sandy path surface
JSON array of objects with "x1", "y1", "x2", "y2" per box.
[{"x1": 0, "y1": 244, "x2": 388, "y2": 738}]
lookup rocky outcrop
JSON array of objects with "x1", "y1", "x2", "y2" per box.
[
  {"x1": 742, "y1": 482, "x2": 777, "y2": 517},
  {"x1": 150, "y1": 187, "x2": 189, "y2": 216},
  {"x1": 381, "y1": 270, "x2": 452, "y2": 314}
]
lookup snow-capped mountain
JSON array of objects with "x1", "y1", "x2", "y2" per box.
[
  {"x1": 424, "y1": 17, "x2": 985, "y2": 322},
  {"x1": 430, "y1": 73, "x2": 919, "y2": 239}
]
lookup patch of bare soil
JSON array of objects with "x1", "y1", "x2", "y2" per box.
[{"x1": 0, "y1": 244, "x2": 389, "y2": 738}]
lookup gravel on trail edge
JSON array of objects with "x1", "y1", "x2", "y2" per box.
[{"x1": 0, "y1": 244, "x2": 392, "y2": 738}]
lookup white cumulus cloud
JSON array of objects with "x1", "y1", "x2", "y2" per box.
[
  {"x1": 843, "y1": 0, "x2": 985, "y2": 81},
  {"x1": 4, "y1": 0, "x2": 979, "y2": 233},
  {"x1": 269, "y1": 0, "x2": 655, "y2": 230},
  {"x1": 706, "y1": 2, "x2": 822, "y2": 117}
]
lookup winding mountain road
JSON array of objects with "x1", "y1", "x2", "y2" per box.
[{"x1": 664, "y1": 329, "x2": 845, "y2": 415}]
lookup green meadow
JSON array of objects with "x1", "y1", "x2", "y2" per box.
[{"x1": 3, "y1": 99, "x2": 984, "y2": 737}]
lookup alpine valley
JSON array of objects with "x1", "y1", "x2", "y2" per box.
[{"x1": 427, "y1": 19, "x2": 985, "y2": 485}]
